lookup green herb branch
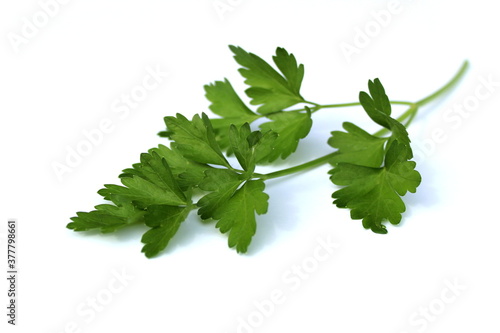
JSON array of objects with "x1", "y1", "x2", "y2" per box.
[{"x1": 68, "y1": 45, "x2": 468, "y2": 257}]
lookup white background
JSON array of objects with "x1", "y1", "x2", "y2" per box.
[{"x1": 1, "y1": 1, "x2": 499, "y2": 332}]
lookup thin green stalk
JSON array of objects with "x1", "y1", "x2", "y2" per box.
[
  {"x1": 285, "y1": 100, "x2": 414, "y2": 114},
  {"x1": 316, "y1": 102, "x2": 363, "y2": 109},
  {"x1": 255, "y1": 152, "x2": 337, "y2": 180},
  {"x1": 319, "y1": 100, "x2": 414, "y2": 109},
  {"x1": 415, "y1": 60, "x2": 470, "y2": 107}
]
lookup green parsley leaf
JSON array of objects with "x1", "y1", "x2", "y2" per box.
[
  {"x1": 329, "y1": 79, "x2": 421, "y2": 233},
  {"x1": 123, "y1": 151, "x2": 186, "y2": 202},
  {"x1": 329, "y1": 141, "x2": 421, "y2": 233},
  {"x1": 141, "y1": 205, "x2": 192, "y2": 258},
  {"x1": 229, "y1": 123, "x2": 254, "y2": 172},
  {"x1": 360, "y1": 78, "x2": 392, "y2": 117},
  {"x1": 228, "y1": 122, "x2": 277, "y2": 172},
  {"x1": 273, "y1": 47, "x2": 305, "y2": 94},
  {"x1": 149, "y1": 144, "x2": 212, "y2": 190},
  {"x1": 258, "y1": 109, "x2": 312, "y2": 161},
  {"x1": 250, "y1": 130, "x2": 279, "y2": 164},
  {"x1": 213, "y1": 179, "x2": 269, "y2": 253},
  {"x1": 209, "y1": 117, "x2": 250, "y2": 153},
  {"x1": 197, "y1": 168, "x2": 243, "y2": 220},
  {"x1": 164, "y1": 113, "x2": 230, "y2": 167},
  {"x1": 68, "y1": 200, "x2": 145, "y2": 233},
  {"x1": 230, "y1": 45, "x2": 305, "y2": 114},
  {"x1": 204, "y1": 78, "x2": 258, "y2": 119},
  {"x1": 204, "y1": 79, "x2": 260, "y2": 152},
  {"x1": 359, "y1": 78, "x2": 412, "y2": 158},
  {"x1": 102, "y1": 152, "x2": 188, "y2": 208},
  {"x1": 196, "y1": 123, "x2": 273, "y2": 252},
  {"x1": 328, "y1": 122, "x2": 387, "y2": 168}
]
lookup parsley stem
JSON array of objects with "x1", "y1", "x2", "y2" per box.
[
  {"x1": 415, "y1": 60, "x2": 470, "y2": 107},
  {"x1": 255, "y1": 152, "x2": 337, "y2": 180},
  {"x1": 288, "y1": 100, "x2": 413, "y2": 114},
  {"x1": 316, "y1": 102, "x2": 362, "y2": 108},
  {"x1": 303, "y1": 100, "x2": 321, "y2": 107},
  {"x1": 319, "y1": 101, "x2": 414, "y2": 109}
]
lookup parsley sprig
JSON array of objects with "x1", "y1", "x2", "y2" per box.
[{"x1": 68, "y1": 46, "x2": 468, "y2": 257}]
